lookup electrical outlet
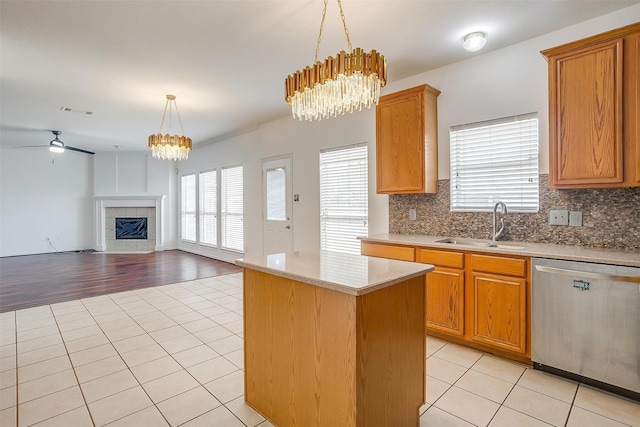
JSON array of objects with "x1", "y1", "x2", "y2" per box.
[
  {"x1": 569, "y1": 211, "x2": 582, "y2": 227},
  {"x1": 409, "y1": 208, "x2": 416, "y2": 221},
  {"x1": 549, "y1": 209, "x2": 569, "y2": 225}
]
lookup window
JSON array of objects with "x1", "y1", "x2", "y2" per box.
[
  {"x1": 450, "y1": 113, "x2": 539, "y2": 212},
  {"x1": 266, "y1": 167, "x2": 286, "y2": 221},
  {"x1": 221, "y1": 166, "x2": 244, "y2": 252},
  {"x1": 320, "y1": 143, "x2": 368, "y2": 254},
  {"x1": 199, "y1": 170, "x2": 217, "y2": 246},
  {"x1": 181, "y1": 174, "x2": 196, "y2": 242}
]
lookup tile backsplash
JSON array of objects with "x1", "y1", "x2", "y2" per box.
[{"x1": 389, "y1": 175, "x2": 640, "y2": 250}]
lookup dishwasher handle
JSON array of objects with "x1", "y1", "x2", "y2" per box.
[{"x1": 534, "y1": 265, "x2": 640, "y2": 284}]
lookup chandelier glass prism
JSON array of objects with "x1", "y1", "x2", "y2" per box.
[
  {"x1": 284, "y1": 0, "x2": 387, "y2": 121},
  {"x1": 148, "y1": 95, "x2": 192, "y2": 161}
]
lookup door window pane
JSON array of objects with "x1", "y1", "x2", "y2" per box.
[{"x1": 266, "y1": 167, "x2": 286, "y2": 221}]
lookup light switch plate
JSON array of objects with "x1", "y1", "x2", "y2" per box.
[
  {"x1": 549, "y1": 209, "x2": 569, "y2": 225},
  {"x1": 569, "y1": 211, "x2": 582, "y2": 226},
  {"x1": 409, "y1": 208, "x2": 416, "y2": 221}
]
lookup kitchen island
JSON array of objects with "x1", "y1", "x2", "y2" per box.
[{"x1": 236, "y1": 250, "x2": 434, "y2": 427}]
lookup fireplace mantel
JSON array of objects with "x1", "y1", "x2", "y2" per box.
[{"x1": 94, "y1": 195, "x2": 165, "y2": 252}]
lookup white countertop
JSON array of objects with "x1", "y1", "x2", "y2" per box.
[
  {"x1": 359, "y1": 234, "x2": 640, "y2": 267},
  {"x1": 235, "y1": 250, "x2": 434, "y2": 296}
]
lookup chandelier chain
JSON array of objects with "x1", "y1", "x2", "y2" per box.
[
  {"x1": 314, "y1": 0, "x2": 353, "y2": 63},
  {"x1": 337, "y1": 0, "x2": 353, "y2": 52},
  {"x1": 158, "y1": 96, "x2": 186, "y2": 136},
  {"x1": 314, "y1": 0, "x2": 328, "y2": 63},
  {"x1": 158, "y1": 98, "x2": 170, "y2": 134}
]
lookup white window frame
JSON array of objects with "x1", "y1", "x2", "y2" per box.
[
  {"x1": 221, "y1": 165, "x2": 244, "y2": 253},
  {"x1": 198, "y1": 169, "x2": 217, "y2": 247},
  {"x1": 450, "y1": 113, "x2": 539, "y2": 213},
  {"x1": 181, "y1": 173, "x2": 197, "y2": 242},
  {"x1": 320, "y1": 143, "x2": 368, "y2": 255}
]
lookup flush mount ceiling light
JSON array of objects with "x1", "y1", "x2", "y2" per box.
[
  {"x1": 463, "y1": 32, "x2": 487, "y2": 52},
  {"x1": 49, "y1": 130, "x2": 65, "y2": 153},
  {"x1": 284, "y1": 0, "x2": 387, "y2": 121},
  {"x1": 148, "y1": 94, "x2": 192, "y2": 161}
]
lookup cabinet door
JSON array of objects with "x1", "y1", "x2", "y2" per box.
[
  {"x1": 471, "y1": 272, "x2": 526, "y2": 354},
  {"x1": 426, "y1": 267, "x2": 465, "y2": 336},
  {"x1": 376, "y1": 86, "x2": 425, "y2": 193},
  {"x1": 551, "y1": 37, "x2": 623, "y2": 187},
  {"x1": 375, "y1": 84, "x2": 440, "y2": 194}
]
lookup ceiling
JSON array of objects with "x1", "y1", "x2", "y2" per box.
[{"x1": 1, "y1": 0, "x2": 637, "y2": 154}]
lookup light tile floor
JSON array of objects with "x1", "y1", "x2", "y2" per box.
[{"x1": 0, "y1": 272, "x2": 638, "y2": 426}]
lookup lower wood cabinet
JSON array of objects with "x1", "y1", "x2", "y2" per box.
[
  {"x1": 416, "y1": 249, "x2": 465, "y2": 336},
  {"x1": 363, "y1": 241, "x2": 531, "y2": 362},
  {"x1": 471, "y1": 272, "x2": 527, "y2": 354},
  {"x1": 424, "y1": 267, "x2": 465, "y2": 336},
  {"x1": 469, "y1": 254, "x2": 528, "y2": 355}
]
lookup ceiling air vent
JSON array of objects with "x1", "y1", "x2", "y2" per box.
[{"x1": 60, "y1": 106, "x2": 93, "y2": 115}]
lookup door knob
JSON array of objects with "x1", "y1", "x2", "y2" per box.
[{"x1": 285, "y1": 225, "x2": 291, "y2": 229}]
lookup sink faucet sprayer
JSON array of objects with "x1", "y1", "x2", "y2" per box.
[{"x1": 492, "y1": 201, "x2": 508, "y2": 241}]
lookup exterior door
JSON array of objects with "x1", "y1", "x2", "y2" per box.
[{"x1": 263, "y1": 157, "x2": 293, "y2": 255}]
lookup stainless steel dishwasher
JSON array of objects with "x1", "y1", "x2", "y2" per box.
[{"x1": 531, "y1": 257, "x2": 640, "y2": 400}]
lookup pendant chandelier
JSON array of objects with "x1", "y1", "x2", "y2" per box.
[
  {"x1": 148, "y1": 94, "x2": 192, "y2": 161},
  {"x1": 284, "y1": 0, "x2": 387, "y2": 121}
]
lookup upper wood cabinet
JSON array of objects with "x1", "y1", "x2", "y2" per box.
[
  {"x1": 376, "y1": 84, "x2": 441, "y2": 194},
  {"x1": 542, "y1": 23, "x2": 640, "y2": 189}
]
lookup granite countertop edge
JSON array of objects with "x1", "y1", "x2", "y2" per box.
[
  {"x1": 236, "y1": 254, "x2": 433, "y2": 296},
  {"x1": 358, "y1": 234, "x2": 640, "y2": 267}
]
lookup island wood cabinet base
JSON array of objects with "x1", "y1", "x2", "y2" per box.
[{"x1": 243, "y1": 268, "x2": 427, "y2": 427}]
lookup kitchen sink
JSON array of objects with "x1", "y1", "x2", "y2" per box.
[{"x1": 435, "y1": 238, "x2": 525, "y2": 250}]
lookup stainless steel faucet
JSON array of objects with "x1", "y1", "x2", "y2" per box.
[{"x1": 493, "y1": 201, "x2": 508, "y2": 241}]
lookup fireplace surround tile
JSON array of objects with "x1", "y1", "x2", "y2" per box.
[{"x1": 94, "y1": 196, "x2": 165, "y2": 253}]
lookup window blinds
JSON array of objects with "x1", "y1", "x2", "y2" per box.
[
  {"x1": 320, "y1": 143, "x2": 368, "y2": 254},
  {"x1": 221, "y1": 166, "x2": 244, "y2": 252},
  {"x1": 450, "y1": 113, "x2": 539, "y2": 212},
  {"x1": 181, "y1": 174, "x2": 196, "y2": 242},
  {"x1": 199, "y1": 170, "x2": 217, "y2": 246}
]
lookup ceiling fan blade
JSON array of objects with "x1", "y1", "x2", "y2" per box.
[
  {"x1": 12, "y1": 145, "x2": 49, "y2": 149},
  {"x1": 66, "y1": 146, "x2": 95, "y2": 155}
]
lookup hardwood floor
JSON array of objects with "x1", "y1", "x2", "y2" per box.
[{"x1": 0, "y1": 250, "x2": 242, "y2": 312}]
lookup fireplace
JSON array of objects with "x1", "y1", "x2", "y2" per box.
[
  {"x1": 115, "y1": 217, "x2": 148, "y2": 240},
  {"x1": 94, "y1": 195, "x2": 165, "y2": 252}
]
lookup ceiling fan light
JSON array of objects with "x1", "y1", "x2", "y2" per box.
[
  {"x1": 49, "y1": 139, "x2": 64, "y2": 153},
  {"x1": 463, "y1": 32, "x2": 487, "y2": 52}
]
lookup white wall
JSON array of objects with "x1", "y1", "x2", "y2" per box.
[
  {"x1": 177, "y1": 4, "x2": 640, "y2": 263},
  {"x1": 0, "y1": 148, "x2": 93, "y2": 256},
  {"x1": 177, "y1": 111, "x2": 385, "y2": 263},
  {"x1": 1, "y1": 5, "x2": 636, "y2": 259},
  {"x1": 93, "y1": 152, "x2": 178, "y2": 249}
]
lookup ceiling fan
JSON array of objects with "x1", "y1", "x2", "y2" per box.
[
  {"x1": 47, "y1": 130, "x2": 94, "y2": 154},
  {"x1": 14, "y1": 130, "x2": 95, "y2": 155}
]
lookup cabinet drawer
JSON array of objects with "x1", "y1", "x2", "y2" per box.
[
  {"x1": 361, "y1": 242, "x2": 415, "y2": 262},
  {"x1": 470, "y1": 254, "x2": 526, "y2": 277},
  {"x1": 416, "y1": 249, "x2": 464, "y2": 269}
]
